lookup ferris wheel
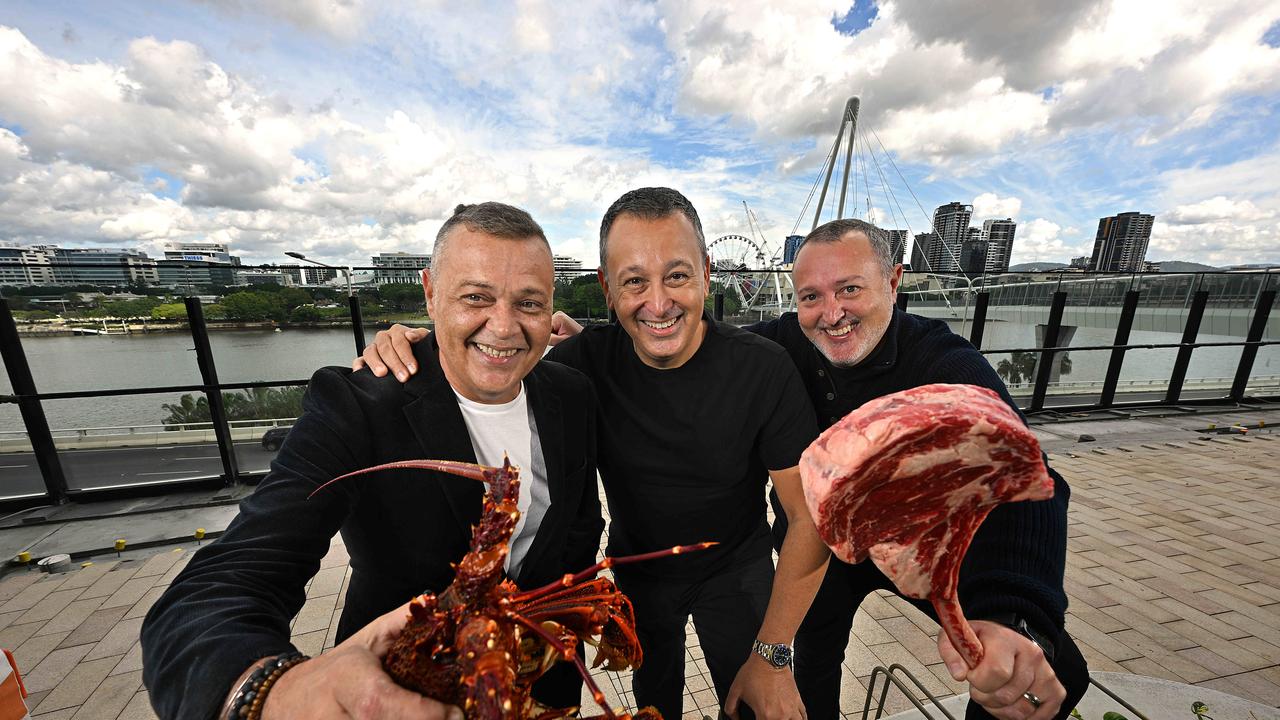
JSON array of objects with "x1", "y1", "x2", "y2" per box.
[{"x1": 707, "y1": 234, "x2": 769, "y2": 307}]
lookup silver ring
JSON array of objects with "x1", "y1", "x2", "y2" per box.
[{"x1": 1023, "y1": 691, "x2": 1042, "y2": 709}]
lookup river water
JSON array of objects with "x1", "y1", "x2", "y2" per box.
[{"x1": 2, "y1": 322, "x2": 1278, "y2": 432}]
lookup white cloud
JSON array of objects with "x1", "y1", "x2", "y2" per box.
[
  {"x1": 1009, "y1": 217, "x2": 1091, "y2": 264},
  {"x1": 1165, "y1": 196, "x2": 1274, "y2": 225},
  {"x1": 192, "y1": 0, "x2": 367, "y2": 40},
  {"x1": 972, "y1": 192, "x2": 1022, "y2": 220}
]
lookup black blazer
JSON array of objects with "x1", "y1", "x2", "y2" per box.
[{"x1": 141, "y1": 336, "x2": 602, "y2": 720}]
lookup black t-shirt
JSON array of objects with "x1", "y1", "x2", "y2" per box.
[{"x1": 548, "y1": 311, "x2": 818, "y2": 579}]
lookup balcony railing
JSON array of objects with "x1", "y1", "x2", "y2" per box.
[{"x1": 2, "y1": 269, "x2": 1277, "y2": 506}]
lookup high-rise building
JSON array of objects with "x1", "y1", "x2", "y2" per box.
[
  {"x1": 928, "y1": 202, "x2": 972, "y2": 273},
  {"x1": 886, "y1": 230, "x2": 908, "y2": 266},
  {"x1": 959, "y1": 229, "x2": 987, "y2": 277},
  {"x1": 910, "y1": 233, "x2": 939, "y2": 272},
  {"x1": 783, "y1": 235, "x2": 805, "y2": 265},
  {"x1": 1088, "y1": 212, "x2": 1154, "y2": 272},
  {"x1": 372, "y1": 252, "x2": 431, "y2": 285},
  {"x1": 981, "y1": 219, "x2": 1017, "y2": 274}
]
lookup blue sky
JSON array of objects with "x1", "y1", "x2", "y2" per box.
[{"x1": 2, "y1": 1, "x2": 1279, "y2": 269}]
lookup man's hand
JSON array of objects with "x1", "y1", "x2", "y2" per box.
[
  {"x1": 724, "y1": 657, "x2": 807, "y2": 720},
  {"x1": 352, "y1": 324, "x2": 428, "y2": 381},
  {"x1": 549, "y1": 311, "x2": 583, "y2": 346},
  {"x1": 253, "y1": 602, "x2": 462, "y2": 720},
  {"x1": 938, "y1": 621, "x2": 1064, "y2": 720}
]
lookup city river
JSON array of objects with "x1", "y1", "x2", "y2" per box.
[{"x1": 2, "y1": 321, "x2": 1278, "y2": 433}]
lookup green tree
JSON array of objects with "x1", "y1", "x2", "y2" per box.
[
  {"x1": 276, "y1": 287, "x2": 313, "y2": 310},
  {"x1": 289, "y1": 304, "x2": 321, "y2": 322},
  {"x1": 706, "y1": 280, "x2": 743, "y2": 317},
  {"x1": 151, "y1": 303, "x2": 188, "y2": 320},
  {"x1": 162, "y1": 386, "x2": 306, "y2": 429},
  {"x1": 221, "y1": 291, "x2": 286, "y2": 321},
  {"x1": 379, "y1": 283, "x2": 424, "y2": 312}
]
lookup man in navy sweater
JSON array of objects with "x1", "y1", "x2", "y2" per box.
[
  {"x1": 357, "y1": 218, "x2": 1089, "y2": 720},
  {"x1": 747, "y1": 219, "x2": 1088, "y2": 720}
]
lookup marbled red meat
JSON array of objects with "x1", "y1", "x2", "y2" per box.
[{"x1": 799, "y1": 383, "x2": 1053, "y2": 668}]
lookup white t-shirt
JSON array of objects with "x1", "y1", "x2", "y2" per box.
[{"x1": 453, "y1": 383, "x2": 550, "y2": 579}]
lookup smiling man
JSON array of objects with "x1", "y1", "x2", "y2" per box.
[
  {"x1": 142, "y1": 203, "x2": 604, "y2": 720},
  {"x1": 752, "y1": 219, "x2": 1089, "y2": 720},
  {"x1": 356, "y1": 188, "x2": 828, "y2": 720},
  {"x1": 544, "y1": 189, "x2": 828, "y2": 720}
]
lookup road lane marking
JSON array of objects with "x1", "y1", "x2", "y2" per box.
[
  {"x1": 173, "y1": 456, "x2": 221, "y2": 461},
  {"x1": 0, "y1": 465, "x2": 29, "y2": 469},
  {"x1": 136, "y1": 471, "x2": 192, "y2": 476}
]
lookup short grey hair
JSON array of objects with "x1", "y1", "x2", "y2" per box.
[
  {"x1": 798, "y1": 218, "x2": 895, "y2": 276},
  {"x1": 598, "y1": 187, "x2": 707, "y2": 273},
  {"x1": 432, "y1": 202, "x2": 550, "y2": 279}
]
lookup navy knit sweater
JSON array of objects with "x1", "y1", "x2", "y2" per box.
[{"x1": 747, "y1": 309, "x2": 1070, "y2": 641}]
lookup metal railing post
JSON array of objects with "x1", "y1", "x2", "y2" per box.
[
  {"x1": 1030, "y1": 291, "x2": 1067, "y2": 412},
  {"x1": 969, "y1": 292, "x2": 990, "y2": 350},
  {"x1": 1230, "y1": 289, "x2": 1276, "y2": 401},
  {"x1": 1100, "y1": 290, "x2": 1141, "y2": 407},
  {"x1": 713, "y1": 292, "x2": 725, "y2": 321},
  {"x1": 1165, "y1": 290, "x2": 1209, "y2": 404},
  {"x1": 896, "y1": 292, "x2": 909, "y2": 312},
  {"x1": 349, "y1": 293, "x2": 366, "y2": 355},
  {"x1": 0, "y1": 299, "x2": 70, "y2": 503},
  {"x1": 185, "y1": 298, "x2": 240, "y2": 485}
]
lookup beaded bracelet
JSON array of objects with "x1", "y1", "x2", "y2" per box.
[{"x1": 225, "y1": 651, "x2": 309, "y2": 720}]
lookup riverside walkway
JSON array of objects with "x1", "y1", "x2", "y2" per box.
[{"x1": 0, "y1": 408, "x2": 1277, "y2": 719}]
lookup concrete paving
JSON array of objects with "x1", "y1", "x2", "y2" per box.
[{"x1": 0, "y1": 408, "x2": 1276, "y2": 719}]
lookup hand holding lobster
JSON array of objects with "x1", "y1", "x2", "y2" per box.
[
  {"x1": 312, "y1": 457, "x2": 712, "y2": 720},
  {"x1": 259, "y1": 600, "x2": 463, "y2": 720}
]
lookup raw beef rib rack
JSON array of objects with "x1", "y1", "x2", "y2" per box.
[{"x1": 799, "y1": 383, "x2": 1053, "y2": 668}]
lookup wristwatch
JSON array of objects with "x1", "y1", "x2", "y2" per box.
[
  {"x1": 985, "y1": 613, "x2": 1056, "y2": 663},
  {"x1": 752, "y1": 639, "x2": 794, "y2": 669}
]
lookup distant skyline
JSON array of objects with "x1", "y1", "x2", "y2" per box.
[{"x1": 2, "y1": 1, "x2": 1279, "y2": 269}]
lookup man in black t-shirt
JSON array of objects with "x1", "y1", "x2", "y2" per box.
[{"x1": 357, "y1": 188, "x2": 829, "y2": 720}]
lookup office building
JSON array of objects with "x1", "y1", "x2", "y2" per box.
[
  {"x1": 981, "y1": 219, "x2": 1017, "y2": 274},
  {"x1": 1, "y1": 245, "x2": 158, "y2": 287},
  {"x1": 1088, "y1": 212, "x2": 1154, "y2": 272},
  {"x1": 553, "y1": 254, "x2": 585, "y2": 279},
  {"x1": 372, "y1": 252, "x2": 431, "y2": 285},
  {"x1": 163, "y1": 242, "x2": 239, "y2": 266}
]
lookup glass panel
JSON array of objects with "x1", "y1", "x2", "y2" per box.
[
  {"x1": 21, "y1": 329, "x2": 203, "y2": 391},
  {"x1": 208, "y1": 327, "x2": 365, "y2": 384},
  {"x1": 0, "y1": 428, "x2": 47, "y2": 500},
  {"x1": 43, "y1": 394, "x2": 223, "y2": 491},
  {"x1": 228, "y1": 384, "x2": 304, "y2": 476}
]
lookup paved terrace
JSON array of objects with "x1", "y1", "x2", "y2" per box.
[{"x1": 0, "y1": 410, "x2": 1277, "y2": 719}]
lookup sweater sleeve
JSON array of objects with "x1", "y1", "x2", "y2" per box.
[
  {"x1": 923, "y1": 339, "x2": 1070, "y2": 639},
  {"x1": 140, "y1": 367, "x2": 369, "y2": 720}
]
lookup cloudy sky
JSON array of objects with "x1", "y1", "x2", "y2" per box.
[{"x1": 2, "y1": 1, "x2": 1279, "y2": 270}]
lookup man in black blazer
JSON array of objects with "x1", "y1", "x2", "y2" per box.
[{"x1": 141, "y1": 202, "x2": 603, "y2": 720}]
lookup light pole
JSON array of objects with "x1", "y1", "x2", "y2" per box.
[{"x1": 286, "y1": 252, "x2": 365, "y2": 354}]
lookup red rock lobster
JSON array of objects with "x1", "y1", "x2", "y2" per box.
[{"x1": 312, "y1": 457, "x2": 712, "y2": 720}]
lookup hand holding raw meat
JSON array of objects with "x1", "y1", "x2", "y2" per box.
[{"x1": 799, "y1": 383, "x2": 1053, "y2": 669}]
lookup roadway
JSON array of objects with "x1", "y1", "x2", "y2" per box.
[{"x1": 0, "y1": 441, "x2": 277, "y2": 497}]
